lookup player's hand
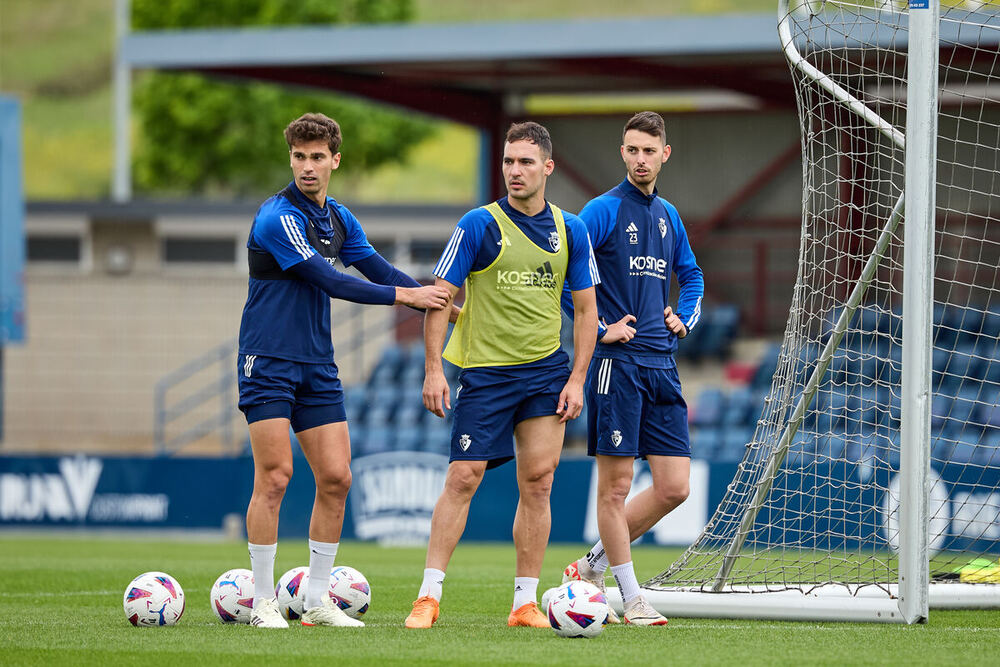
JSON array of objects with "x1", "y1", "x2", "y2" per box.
[
  {"x1": 664, "y1": 306, "x2": 688, "y2": 339},
  {"x1": 556, "y1": 379, "x2": 584, "y2": 423},
  {"x1": 397, "y1": 285, "x2": 450, "y2": 310},
  {"x1": 422, "y1": 369, "x2": 451, "y2": 418},
  {"x1": 448, "y1": 303, "x2": 461, "y2": 323},
  {"x1": 600, "y1": 314, "x2": 637, "y2": 344}
]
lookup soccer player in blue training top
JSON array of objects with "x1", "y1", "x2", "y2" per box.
[
  {"x1": 561, "y1": 111, "x2": 704, "y2": 626},
  {"x1": 404, "y1": 121, "x2": 600, "y2": 630},
  {"x1": 238, "y1": 113, "x2": 450, "y2": 629}
]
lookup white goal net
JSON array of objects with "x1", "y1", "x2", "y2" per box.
[{"x1": 643, "y1": 0, "x2": 1000, "y2": 622}]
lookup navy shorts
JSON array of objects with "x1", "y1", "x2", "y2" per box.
[
  {"x1": 450, "y1": 351, "x2": 571, "y2": 469},
  {"x1": 237, "y1": 354, "x2": 346, "y2": 433},
  {"x1": 586, "y1": 357, "x2": 690, "y2": 458}
]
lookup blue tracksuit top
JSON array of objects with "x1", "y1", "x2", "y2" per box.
[{"x1": 567, "y1": 179, "x2": 704, "y2": 367}]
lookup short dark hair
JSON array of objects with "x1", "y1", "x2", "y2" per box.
[
  {"x1": 622, "y1": 111, "x2": 666, "y2": 144},
  {"x1": 284, "y1": 113, "x2": 342, "y2": 154},
  {"x1": 505, "y1": 121, "x2": 552, "y2": 159}
]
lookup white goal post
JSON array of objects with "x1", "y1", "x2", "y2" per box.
[{"x1": 622, "y1": 0, "x2": 1000, "y2": 624}]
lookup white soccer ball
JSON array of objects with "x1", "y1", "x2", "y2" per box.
[
  {"x1": 546, "y1": 580, "x2": 608, "y2": 638},
  {"x1": 329, "y1": 565, "x2": 371, "y2": 619},
  {"x1": 123, "y1": 571, "x2": 185, "y2": 627},
  {"x1": 209, "y1": 568, "x2": 254, "y2": 624},
  {"x1": 275, "y1": 566, "x2": 309, "y2": 620}
]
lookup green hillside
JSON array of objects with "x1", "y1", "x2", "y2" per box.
[{"x1": 1, "y1": 0, "x2": 769, "y2": 201}]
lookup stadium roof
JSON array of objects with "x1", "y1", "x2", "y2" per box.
[{"x1": 120, "y1": 12, "x2": 796, "y2": 126}]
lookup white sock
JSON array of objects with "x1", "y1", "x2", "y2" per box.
[
  {"x1": 305, "y1": 539, "x2": 339, "y2": 610},
  {"x1": 512, "y1": 577, "x2": 538, "y2": 610},
  {"x1": 248, "y1": 542, "x2": 277, "y2": 607},
  {"x1": 611, "y1": 561, "x2": 641, "y2": 606},
  {"x1": 418, "y1": 568, "x2": 446, "y2": 601},
  {"x1": 585, "y1": 541, "x2": 610, "y2": 574}
]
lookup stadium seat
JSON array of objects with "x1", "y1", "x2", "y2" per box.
[
  {"x1": 395, "y1": 402, "x2": 426, "y2": 429},
  {"x1": 978, "y1": 346, "x2": 1000, "y2": 386},
  {"x1": 691, "y1": 426, "x2": 721, "y2": 459},
  {"x1": 719, "y1": 426, "x2": 752, "y2": 462},
  {"x1": 421, "y1": 422, "x2": 452, "y2": 454},
  {"x1": 948, "y1": 430, "x2": 982, "y2": 466},
  {"x1": 394, "y1": 426, "x2": 424, "y2": 452},
  {"x1": 348, "y1": 425, "x2": 367, "y2": 454},
  {"x1": 974, "y1": 386, "x2": 1000, "y2": 430},
  {"x1": 692, "y1": 387, "x2": 726, "y2": 427},
  {"x1": 368, "y1": 344, "x2": 405, "y2": 386},
  {"x1": 751, "y1": 343, "x2": 782, "y2": 391},
  {"x1": 975, "y1": 430, "x2": 1000, "y2": 467},
  {"x1": 367, "y1": 383, "x2": 400, "y2": 409},
  {"x1": 364, "y1": 404, "x2": 394, "y2": 428},
  {"x1": 696, "y1": 303, "x2": 741, "y2": 360},
  {"x1": 399, "y1": 364, "x2": 425, "y2": 387},
  {"x1": 722, "y1": 386, "x2": 754, "y2": 427},
  {"x1": 360, "y1": 425, "x2": 394, "y2": 456},
  {"x1": 344, "y1": 389, "x2": 367, "y2": 424},
  {"x1": 931, "y1": 394, "x2": 954, "y2": 433},
  {"x1": 814, "y1": 432, "x2": 847, "y2": 461}
]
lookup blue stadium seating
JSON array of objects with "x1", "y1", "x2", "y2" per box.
[
  {"x1": 691, "y1": 427, "x2": 721, "y2": 460},
  {"x1": 751, "y1": 343, "x2": 782, "y2": 390},
  {"x1": 722, "y1": 386, "x2": 755, "y2": 427},
  {"x1": 691, "y1": 387, "x2": 726, "y2": 427}
]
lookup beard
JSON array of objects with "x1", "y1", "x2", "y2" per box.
[{"x1": 629, "y1": 168, "x2": 656, "y2": 184}]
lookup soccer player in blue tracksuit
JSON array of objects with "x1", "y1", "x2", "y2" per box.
[
  {"x1": 561, "y1": 112, "x2": 704, "y2": 625},
  {"x1": 237, "y1": 113, "x2": 450, "y2": 629},
  {"x1": 405, "y1": 122, "x2": 600, "y2": 630}
]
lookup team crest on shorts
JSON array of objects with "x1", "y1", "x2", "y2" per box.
[
  {"x1": 548, "y1": 231, "x2": 561, "y2": 252},
  {"x1": 658, "y1": 218, "x2": 667, "y2": 238},
  {"x1": 611, "y1": 430, "x2": 623, "y2": 448},
  {"x1": 459, "y1": 434, "x2": 472, "y2": 451}
]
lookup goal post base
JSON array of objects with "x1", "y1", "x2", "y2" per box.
[{"x1": 541, "y1": 583, "x2": 1000, "y2": 624}]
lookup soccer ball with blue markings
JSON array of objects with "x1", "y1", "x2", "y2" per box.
[
  {"x1": 209, "y1": 568, "x2": 254, "y2": 624},
  {"x1": 547, "y1": 580, "x2": 608, "y2": 638},
  {"x1": 329, "y1": 565, "x2": 371, "y2": 619},
  {"x1": 123, "y1": 571, "x2": 185, "y2": 627},
  {"x1": 275, "y1": 566, "x2": 309, "y2": 620}
]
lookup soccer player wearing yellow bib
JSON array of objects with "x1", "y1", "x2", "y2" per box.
[{"x1": 404, "y1": 122, "x2": 600, "y2": 629}]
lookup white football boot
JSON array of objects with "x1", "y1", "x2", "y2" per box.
[
  {"x1": 300, "y1": 597, "x2": 365, "y2": 627},
  {"x1": 623, "y1": 596, "x2": 669, "y2": 626},
  {"x1": 250, "y1": 598, "x2": 289, "y2": 628}
]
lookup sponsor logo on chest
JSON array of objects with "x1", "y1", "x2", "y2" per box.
[{"x1": 496, "y1": 261, "x2": 561, "y2": 290}]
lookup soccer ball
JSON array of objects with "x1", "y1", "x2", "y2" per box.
[
  {"x1": 123, "y1": 571, "x2": 185, "y2": 627},
  {"x1": 209, "y1": 568, "x2": 254, "y2": 624},
  {"x1": 275, "y1": 566, "x2": 308, "y2": 620},
  {"x1": 546, "y1": 580, "x2": 608, "y2": 638},
  {"x1": 329, "y1": 566, "x2": 371, "y2": 619}
]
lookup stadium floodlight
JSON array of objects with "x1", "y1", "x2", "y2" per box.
[{"x1": 629, "y1": 0, "x2": 1000, "y2": 623}]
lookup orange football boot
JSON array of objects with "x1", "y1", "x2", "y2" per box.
[
  {"x1": 404, "y1": 595, "x2": 440, "y2": 629},
  {"x1": 507, "y1": 602, "x2": 549, "y2": 628}
]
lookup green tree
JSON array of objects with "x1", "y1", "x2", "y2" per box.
[{"x1": 131, "y1": 0, "x2": 432, "y2": 197}]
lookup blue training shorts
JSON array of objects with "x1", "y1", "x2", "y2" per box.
[
  {"x1": 237, "y1": 354, "x2": 346, "y2": 433},
  {"x1": 586, "y1": 356, "x2": 691, "y2": 458},
  {"x1": 449, "y1": 351, "x2": 571, "y2": 469}
]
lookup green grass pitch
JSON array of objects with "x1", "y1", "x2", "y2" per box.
[{"x1": 1, "y1": 536, "x2": 999, "y2": 666}]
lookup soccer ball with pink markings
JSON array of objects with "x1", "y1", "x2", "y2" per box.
[
  {"x1": 546, "y1": 580, "x2": 608, "y2": 638},
  {"x1": 275, "y1": 566, "x2": 308, "y2": 620},
  {"x1": 329, "y1": 566, "x2": 371, "y2": 619},
  {"x1": 209, "y1": 568, "x2": 254, "y2": 624},
  {"x1": 123, "y1": 571, "x2": 185, "y2": 627}
]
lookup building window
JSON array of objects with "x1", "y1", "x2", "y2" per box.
[
  {"x1": 162, "y1": 237, "x2": 237, "y2": 264},
  {"x1": 26, "y1": 235, "x2": 82, "y2": 263}
]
